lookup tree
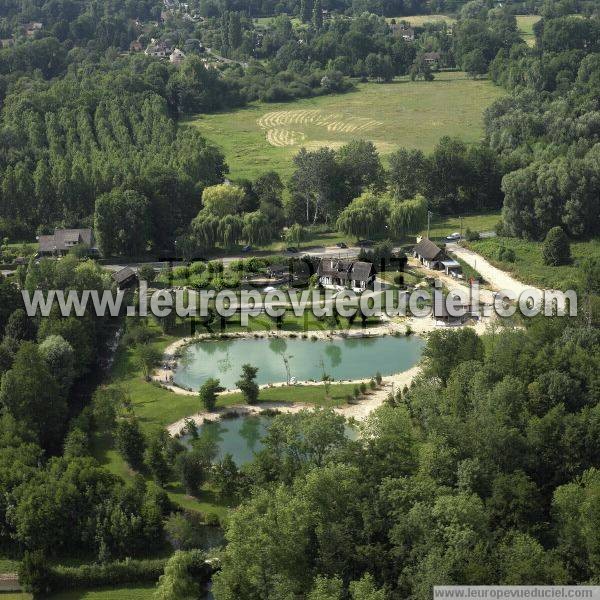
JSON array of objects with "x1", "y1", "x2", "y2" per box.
[
  {"x1": 199, "y1": 377, "x2": 221, "y2": 411},
  {"x1": 285, "y1": 223, "x2": 307, "y2": 249},
  {"x1": 5, "y1": 308, "x2": 36, "y2": 342},
  {"x1": 336, "y1": 192, "x2": 390, "y2": 239},
  {"x1": 388, "y1": 195, "x2": 428, "y2": 238},
  {"x1": 349, "y1": 573, "x2": 386, "y2": 600},
  {"x1": 542, "y1": 226, "x2": 571, "y2": 266},
  {"x1": 236, "y1": 364, "x2": 259, "y2": 404},
  {"x1": 175, "y1": 448, "x2": 208, "y2": 496},
  {"x1": 0, "y1": 342, "x2": 65, "y2": 452},
  {"x1": 94, "y1": 189, "x2": 151, "y2": 257},
  {"x1": 115, "y1": 419, "x2": 146, "y2": 471},
  {"x1": 135, "y1": 344, "x2": 162, "y2": 381},
  {"x1": 308, "y1": 576, "x2": 343, "y2": 600},
  {"x1": 201, "y1": 184, "x2": 245, "y2": 217},
  {"x1": 38, "y1": 335, "x2": 75, "y2": 391},
  {"x1": 145, "y1": 431, "x2": 172, "y2": 487},
  {"x1": 213, "y1": 453, "x2": 240, "y2": 501},
  {"x1": 312, "y1": 0, "x2": 323, "y2": 29},
  {"x1": 154, "y1": 550, "x2": 201, "y2": 600}
]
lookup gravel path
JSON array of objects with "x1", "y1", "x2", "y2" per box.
[{"x1": 447, "y1": 243, "x2": 541, "y2": 295}]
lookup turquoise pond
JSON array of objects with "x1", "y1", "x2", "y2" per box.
[
  {"x1": 173, "y1": 335, "x2": 424, "y2": 390},
  {"x1": 183, "y1": 414, "x2": 359, "y2": 466}
]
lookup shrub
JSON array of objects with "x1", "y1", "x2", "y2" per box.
[
  {"x1": 360, "y1": 382, "x2": 367, "y2": 394},
  {"x1": 353, "y1": 385, "x2": 360, "y2": 398},
  {"x1": 375, "y1": 372, "x2": 382, "y2": 385},
  {"x1": 465, "y1": 228, "x2": 480, "y2": 241},
  {"x1": 172, "y1": 266, "x2": 190, "y2": 280},
  {"x1": 542, "y1": 226, "x2": 571, "y2": 266},
  {"x1": 498, "y1": 246, "x2": 516, "y2": 263},
  {"x1": 189, "y1": 261, "x2": 206, "y2": 275},
  {"x1": 369, "y1": 378, "x2": 377, "y2": 390}
]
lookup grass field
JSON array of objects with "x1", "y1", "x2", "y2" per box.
[
  {"x1": 187, "y1": 71, "x2": 504, "y2": 180},
  {"x1": 386, "y1": 14, "x2": 456, "y2": 26},
  {"x1": 516, "y1": 15, "x2": 541, "y2": 46},
  {"x1": 468, "y1": 237, "x2": 600, "y2": 289},
  {"x1": 422, "y1": 212, "x2": 501, "y2": 242}
]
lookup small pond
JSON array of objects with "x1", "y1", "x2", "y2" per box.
[
  {"x1": 183, "y1": 415, "x2": 359, "y2": 466},
  {"x1": 173, "y1": 335, "x2": 423, "y2": 390}
]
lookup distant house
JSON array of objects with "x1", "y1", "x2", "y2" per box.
[
  {"x1": 422, "y1": 51, "x2": 441, "y2": 67},
  {"x1": 169, "y1": 48, "x2": 186, "y2": 64},
  {"x1": 112, "y1": 267, "x2": 138, "y2": 289},
  {"x1": 317, "y1": 259, "x2": 375, "y2": 291},
  {"x1": 145, "y1": 40, "x2": 173, "y2": 58},
  {"x1": 37, "y1": 228, "x2": 97, "y2": 257},
  {"x1": 130, "y1": 39, "x2": 143, "y2": 52},
  {"x1": 440, "y1": 259, "x2": 462, "y2": 277},
  {"x1": 24, "y1": 22, "x2": 43, "y2": 37},
  {"x1": 413, "y1": 237, "x2": 446, "y2": 269}
]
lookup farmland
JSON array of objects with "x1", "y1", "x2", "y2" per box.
[{"x1": 186, "y1": 71, "x2": 504, "y2": 180}]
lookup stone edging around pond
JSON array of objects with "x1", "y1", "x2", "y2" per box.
[
  {"x1": 152, "y1": 320, "x2": 416, "y2": 395},
  {"x1": 165, "y1": 364, "x2": 422, "y2": 437}
]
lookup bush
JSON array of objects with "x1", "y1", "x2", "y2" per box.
[
  {"x1": 369, "y1": 378, "x2": 377, "y2": 390},
  {"x1": 375, "y1": 372, "x2": 382, "y2": 385},
  {"x1": 189, "y1": 261, "x2": 206, "y2": 275},
  {"x1": 360, "y1": 382, "x2": 367, "y2": 394},
  {"x1": 465, "y1": 228, "x2": 480, "y2": 241},
  {"x1": 172, "y1": 266, "x2": 190, "y2": 280},
  {"x1": 353, "y1": 385, "x2": 360, "y2": 398},
  {"x1": 498, "y1": 246, "x2": 516, "y2": 263},
  {"x1": 542, "y1": 226, "x2": 571, "y2": 266}
]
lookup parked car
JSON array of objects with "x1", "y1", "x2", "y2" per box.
[
  {"x1": 357, "y1": 239, "x2": 374, "y2": 247},
  {"x1": 241, "y1": 245, "x2": 252, "y2": 253},
  {"x1": 286, "y1": 247, "x2": 299, "y2": 253},
  {"x1": 446, "y1": 232, "x2": 461, "y2": 241},
  {"x1": 336, "y1": 242, "x2": 348, "y2": 248}
]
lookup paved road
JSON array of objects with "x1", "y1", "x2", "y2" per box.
[
  {"x1": 446, "y1": 243, "x2": 540, "y2": 295},
  {"x1": 104, "y1": 245, "x2": 368, "y2": 272}
]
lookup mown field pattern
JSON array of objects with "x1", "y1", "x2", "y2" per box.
[{"x1": 187, "y1": 72, "x2": 504, "y2": 180}]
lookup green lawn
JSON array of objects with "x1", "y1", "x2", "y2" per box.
[
  {"x1": 422, "y1": 211, "x2": 501, "y2": 243},
  {"x1": 516, "y1": 15, "x2": 541, "y2": 46},
  {"x1": 186, "y1": 71, "x2": 504, "y2": 180},
  {"x1": 468, "y1": 237, "x2": 600, "y2": 289},
  {"x1": 0, "y1": 583, "x2": 207, "y2": 599},
  {"x1": 386, "y1": 14, "x2": 456, "y2": 26}
]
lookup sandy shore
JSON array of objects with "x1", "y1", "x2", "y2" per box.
[{"x1": 166, "y1": 364, "x2": 421, "y2": 436}]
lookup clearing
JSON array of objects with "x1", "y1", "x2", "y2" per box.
[
  {"x1": 186, "y1": 71, "x2": 504, "y2": 180},
  {"x1": 516, "y1": 14, "x2": 541, "y2": 46}
]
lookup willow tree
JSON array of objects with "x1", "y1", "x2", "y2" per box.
[
  {"x1": 388, "y1": 194, "x2": 428, "y2": 238},
  {"x1": 336, "y1": 191, "x2": 391, "y2": 239}
]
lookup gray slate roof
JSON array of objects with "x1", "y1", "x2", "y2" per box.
[
  {"x1": 112, "y1": 267, "x2": 137, "y2": 284},
  {"x1": 38, "y1": 228, "x2": 95, "y2": 253},
  {"x1": 414, "y1": 238, "x2": 444, "y2": 261},
  {"x1": 317, "y1": 259, "x2": 375, "y2": 282}
]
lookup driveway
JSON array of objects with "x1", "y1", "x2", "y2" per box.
[{"x1": 446, "y1": 243, "x2": 540, "y2": 295}]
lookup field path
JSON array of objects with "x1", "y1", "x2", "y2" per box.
[{"x1": 447, "y1": 243, "x2": 542, "y2": 294}]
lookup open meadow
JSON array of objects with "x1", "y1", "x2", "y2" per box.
[
  {"x1": 516, "y1": 14, "x2": 541, "y2": 46},
  {"x1": 186, "y1": 71, "x2": 504, "y2": 180}
]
